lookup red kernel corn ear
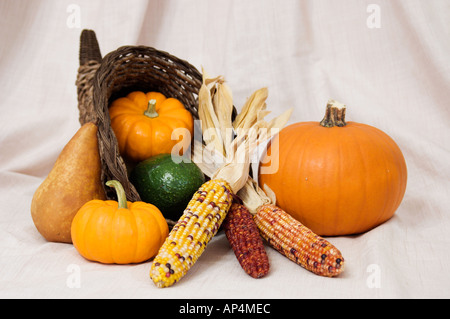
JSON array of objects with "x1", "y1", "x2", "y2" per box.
[
  {"x1": 223, "y1": 203, "x2": 270, "y2": 279},
  {"x1": 254, "y1": 204, "x2": 344, "y2": 277}
]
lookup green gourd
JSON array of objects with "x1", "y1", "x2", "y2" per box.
[{"x1": 130, "y1": 154, "x2": 205, "y2": 221}]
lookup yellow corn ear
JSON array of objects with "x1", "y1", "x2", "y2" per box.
[
  {"x1": 255, "y1": 204, "x2": 344, "y2": 277},
  {"x1": 150, "y1": 179, "x2": 233, "y2": 288}
]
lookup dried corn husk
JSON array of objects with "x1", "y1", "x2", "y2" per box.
[
  {"x1": 194, "y1": 72, "x2": 292, "y2": 208},
  {"x1": 233, "y1": 88, "x2": 269, "y2": 131},
  {"x1": 198, "y1": 70, "x2": 234, "y2": 157}
]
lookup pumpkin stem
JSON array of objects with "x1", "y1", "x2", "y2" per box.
[
  {"x1": 320, "y1": 99, "x2": 347, "y2": 128},
  {"x1": 106, "y1": 180, "x2": 128, "y2": 209},
  {"x1": 144, "y1": 99, "x2": 159, "y2": 118}
]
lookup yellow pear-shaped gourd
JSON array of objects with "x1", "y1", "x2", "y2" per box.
[{"x1": 31, "y1": 123, "x2": 106, "y2": 243}]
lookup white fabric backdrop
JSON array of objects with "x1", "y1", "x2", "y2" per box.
[{"x1": 1, "y1": 0, "x2": 449, "y2": 299}]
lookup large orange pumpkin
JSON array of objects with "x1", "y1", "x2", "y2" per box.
[
  {"x1": 109, "y1": 91, "x2": 194, "y2": 162},
  {"x1": 259, "y1": 100, "x2": 407, "y2": 236}
]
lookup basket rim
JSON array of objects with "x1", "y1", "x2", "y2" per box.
[
  {"x1": 92, "y1": 44, "x2": 203, "y2": 118},
  {"x1": 94, "y1": 45, "x2": 202, "y2": 87}
]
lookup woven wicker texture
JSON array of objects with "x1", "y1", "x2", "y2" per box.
[
  {"x1": 76, "y1": 29, "x2": 202, "y2": 202},
  {"x1": 77, "y1": 30, "x2": 102, "y2": 126}
]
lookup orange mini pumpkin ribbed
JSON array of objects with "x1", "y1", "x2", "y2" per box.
[
  {"x1": 259, "y1": 100, "x2": 407, "y2": 236},
  {"x1": 71, "y1": 180, "x2": 168, "y2": 264},
  {"x1": 109, "y1": 91, "x2": 194, "y2": 162}
]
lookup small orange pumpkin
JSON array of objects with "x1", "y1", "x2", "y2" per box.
[
  {"x1": 71, "y1": 180, "x2": 169, "y2": 264},
  {"x1": 109, "y1": 91, "x2": 194, "y2": 162},
  {"x1": 259, "y1": 100, "x2": 407, "y2": 236}
]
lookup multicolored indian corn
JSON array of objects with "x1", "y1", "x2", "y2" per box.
[
  {"x1": 223, "y1": 203, "x2": 270, "y2": 279},
  {"x1": 150, "y1": 179, "x2": 233, "y2": 288},
  {"x1": 255, "y1": 204, "x2": 344, "y2": 277}
]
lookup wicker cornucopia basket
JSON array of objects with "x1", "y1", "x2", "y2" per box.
[{"x1": 76, "y1": 29, "x2": 203, "y2": 202}]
